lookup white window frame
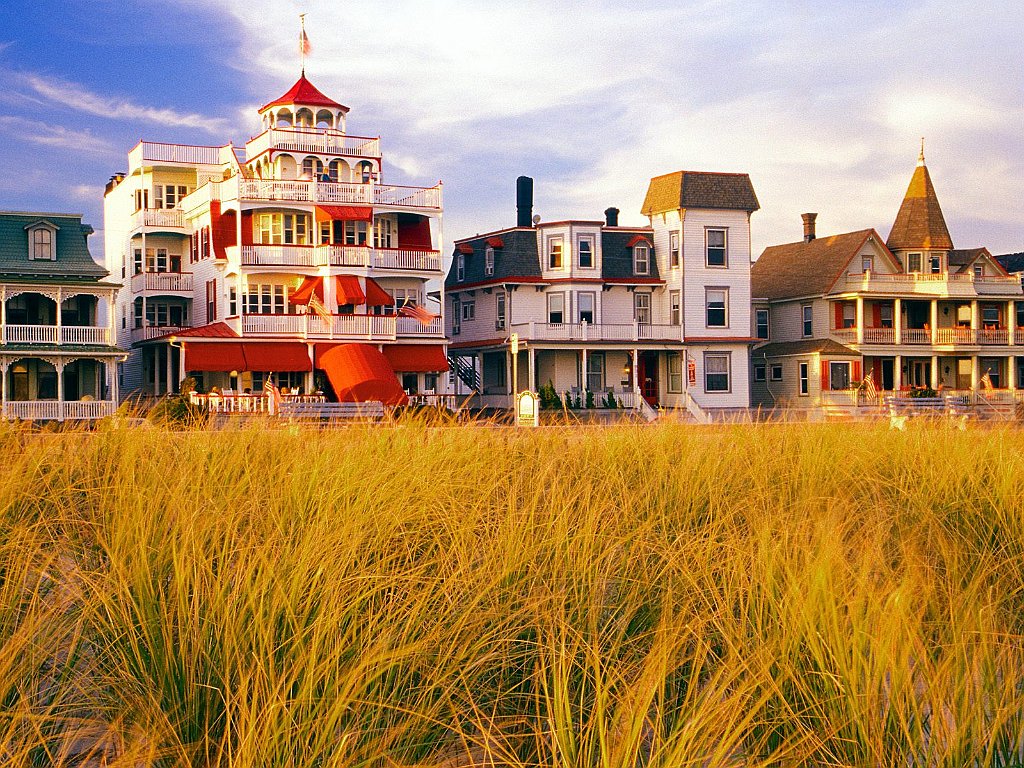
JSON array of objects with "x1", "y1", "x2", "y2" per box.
[
  {"x1": 578, "y1": 291, "x2": 596, "y2": 324},
  {"x1": 669, "y1": 231, "x2": 680, "y2": 268},
  {"x1": 456, "y1": 253, "x2": 465, "y2": 282},
  {"x1": 670, "y1": 290, "x2": 681, "y2": 326},
  {"x1": 705, "y1": 287, "x2": 728, "y2": 328},
  {"x1": 668, "y1": 353, "x2": 683, "y2": 393},
  {"x1": 548, "y1": 237, "x2": 564, "y2": 269},
  {"x1": 451, "y1": 298, "x2": 461, "y2": 334},
  {"x1": 706, "y1": 228, "x2": 727, "y2": 267},
  {"x1": 585, "y1": 352, "x2": 605, "y2": 393},
  {"x1": 802, "y1": 304, "x2": 813, "y2": 337},
  {"x1": 829, "y1": 361, "x2": 851, "y2": 391},
  {"x1": 770, "y1": 364, "x2": 783, "y2": 382},
  {"x1": 461, "y1": 300, "x2": 475, "y2": 321},
  {"x1": 974, "y1": 263, "x2": 984, "y2": 278},
  {"x1": 578, "y1": 235, "x2": 595, "y2": 269},
  {"x1": 929, "y1": 253, "x2": 942, "y2": 274},
  {"x1": 485, "y1": 246, "x2": 494, "y2": 276},
  {"x1": 907, "y1": 252, "x2": 922, "y2": 273},
  {"x1": 547, "y1": 292, "x2": 565, "y2": 324},
  {"x1": 29, "y1": 225, "x2": 56, "y2": 261},
  {"x1": 799, "y1": 362, "x2": 809, "y2": 396},
  {"x1": 862, "y1": 255, "x2": 873, "y2": 272},
  {"x1": 633, "y1": 244, "x2": 650, "y2": 275},
  {"x1": 634, "y1": 292, "x2": 651, "y2": 325},
  {"x1": 704, "y1": 352, "x2": 731, "y2": 393},
  {"x1": 495, "y1": 292, "x2": 506, "y2": 331},
  {"x1": 755, "y1": 308, "x2": 769, "y2": 339}
]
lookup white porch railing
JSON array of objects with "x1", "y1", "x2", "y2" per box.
[
  {"x1": 2, "y1": 400, "x2": 117, "y2": 421},
  {"x1": 902, "y1": 328, "x2": 931, "y2": 344},
  {"x1": 131, "y1": 271, "x2": 193, "y2": 292},
  {"x1": 131, "y1": 325, "x2": 185, "y2": 343},
  {"x1": 240, "y1": 313, "x2": 397, "y2": 340},
  {"x1": 132, "y1": 208, "x2": 185, "y2": 229},
  {"x1": 934, "y1": 328, "x2": 977, "y2": 345},
  {"x1": 509, "y1": 322, "x2": 680, "y2": 342},
  {"x1": 373, "y1": 248, "x2": 443, "y2": 271},
  {"x1": 396, "y1": 316, "x2": 444, "y2": 337},
  {"x1": 233, "y1": 178, "x2": 442, "y2": 210},
  {"x1": 245, "y1": 128, "x2": 381, "y2": 160},
  {"x1": 240, "y1": 245, "x2": 319, "y2": 267},
  {"x1": 60, "y1": 326, "x2": 110, "y2": 345},
  {"x1": 978, "y1": 328, "x2": 1010, "y2": 345},
  {"x1": 863, "y1": 327, "x2": 895, "y2": 344},
  {"x1": 316, "y1": 245, "x2": 371, "y2": 267},
  {"x1": 4, "y1": 324, "x2": 58, "y2": 344},
  {"x1": 844, "y1": 271, "x2": 1022, "y2": 295},
  {"x1": 129, "y1": 141, "x2": 225, "y2": 168}
]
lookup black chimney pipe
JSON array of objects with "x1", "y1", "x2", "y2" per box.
[
  {"x1": 516, "y1": 176, "x2": 534, "y2": 227},
  {"x1": 604, "y1": 207, "x2": 620, "y2": 227}
]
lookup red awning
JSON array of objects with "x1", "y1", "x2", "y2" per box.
[
  {"x1": 335, "y1": 275, "x2": 365, "y2": 306},
  {"x1": 627, "y1": 234, "x2": 652, "y2": 247},
  {"x1": 290, "y1": 276, "x2": 324, "y2": 305},
  {"x1": 486, "y1": 236, "x2": 504, "y2": 248},
  {"x1": 184, "y1": 342, "x2": 247, "y2": 372},
  {"x1": 242, "y1": 342, "x2": 312, "y2": 371},
  {"x1": 317, "y1": 205, "x2": 373, "y2": 222},
  {"x1": 364, "y1": 277, "x2": 394, "y2": 307},
  {"x1": 383, "y1": 344, "x2": 449, "y2": 373},
  {"x1": 456, "y1": 243, "x2": 474, "y2": 254},
  {"x1": 318, "y1": 344, "x2": 408, "y2": 406}
]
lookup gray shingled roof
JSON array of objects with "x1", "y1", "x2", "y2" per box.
[
  {"x1": 0, "y1": 212, "x2": 106, "y2": 281},
  {"x1": 445, "y1": 228, "x2": 540, "y2": 288},
  {"x1": 642, "y1": 171, "x2": 760, "y2": 215},
  {"x1": 752, "y1": 230, "x2": 879, "y2": 300},
  {"x1": 601, "y1": 230, "x2": 660, "y2": 279},
  {"x1": 753, "y1": 339, "x2": 858, "y2": 357},
  {"x1": 996, "y1": 252, "x2": 1024, "y2": 274}
]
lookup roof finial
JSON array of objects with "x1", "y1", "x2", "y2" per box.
[{"x1": 918, "y1": 137, "x2": 925, "y2": 167}]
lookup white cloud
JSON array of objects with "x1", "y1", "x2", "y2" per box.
[
  {"x1": 23, "y1": 73, "x2": 232, "y2": 134},
  {"x1": 0, "y1": 116, "x2": 115, "y2": 155}
]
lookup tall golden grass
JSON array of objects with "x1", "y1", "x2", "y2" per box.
[{"x1": 0, "y1": 418, "x2": 1022, "y2": 767}]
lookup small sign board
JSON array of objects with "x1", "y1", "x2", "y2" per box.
[
  {"x1": 510, "y1": 332, "x2": 519, "y2": 356},
  {"x1": 516, "y1": 390, "x2": 539, "y2": 427},
  {"x1": 687, "y1": 357, "x2": 697, "y2": 386}
]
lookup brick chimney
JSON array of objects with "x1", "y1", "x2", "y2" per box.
[
  {"x1": 516, "y1": 176, "x2": 534, "y2": 228},
  {"x1": 801, "y1": 212, "x2": 818, "y2": 242},
  {"x1": 604, "y1": 207, "x2": 620, "y2": 227}
]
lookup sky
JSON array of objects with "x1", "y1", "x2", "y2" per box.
[{"x1": 0, "y1": 0, "x2": 1022, "y2": 266}]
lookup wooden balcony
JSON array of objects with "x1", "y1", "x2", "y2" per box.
[
  {"x1": 238, "y1": 244, "x2": 442, "y2": 272},
  {"x1": 396, "y1": 316, "x2": 444, "y2": 337},
  {"x1": 231, "y1": 178, "x2": 442, "y2": 211},
  {"x1": 131, "y1": 325, "x2": 186, "y2": 344},
  {"x1": 842, "y1": 271, "x2": 1022, "y2": 297},
  {"x1": 2, "y1": 400, "x2": 117, "y2": 421},
  {"x1": 239, "y1": 313, "x2": 397, "y2": 341},
  {"x1": 508, "y1": 322, "x2": 680, "y2": 343},
  {"x1": 246, "y1": 128, "x2": 381, "y2": 160},
  {"x1": 3, "y1": 325, "x2": 111, "y2": 345},
  {"x1": 128, "y1": 141, "x2": 228, "y2": 171},
  {"x1": 240, "y1": 245, "x2": 319, "y2": 267},
  {"x1": 831, "y1": 326, "x2": 1018, "y2": 346},
  {"x1": 130, "y1": 271, "x2": 193, "y2": 293},
  {"x1": 130, "y1": 208, "x2": 186, "y2": 231}
]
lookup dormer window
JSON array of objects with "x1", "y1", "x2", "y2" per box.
[
  {"x1": 633, "y1": 244, "x2": 650, "y2": 275},
  {"x1": 974, "y1": 264, "x2": 984, "y2": 278},
  {"x1": 27, "y1": 223, "x2": 57, "y2": 261},
  {"x1": 456, "y1": 253, "x2": 465, "y2": 282},
  {"x1": 485, "y1": 246, "x2": 494, "y2": 276}
]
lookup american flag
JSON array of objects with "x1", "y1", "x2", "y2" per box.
[
  {"x1": 263, "y1": 379, "x2": 281, "y2": 415},
  {"x1": 299, "y1": 21, "x2": 312, "y2": 56},
  {"x1": 398, "y1": 303, "x2": 438, "y2": 327},
  {"x1": 306, "y1": 294, "x2": 332, "y2": 323},
  {"x1": 862, "y1": 370, "x2": 878, "y2": 400}
]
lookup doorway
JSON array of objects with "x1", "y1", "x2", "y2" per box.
[{"x1": 638, "y1": 352, "x2": 659, "y2": 406}]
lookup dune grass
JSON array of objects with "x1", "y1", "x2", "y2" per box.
[{"x1": 0, "y1": 418, "x2": 1022, "y2": 767}]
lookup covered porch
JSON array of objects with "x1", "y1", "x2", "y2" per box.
[{"x1": 1, "y1": 353, "x2": 120, "y2": 421}]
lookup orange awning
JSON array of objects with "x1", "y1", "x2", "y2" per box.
[
  {"x1": 318, "y1": 344, "x2": 408, "y2": 406},
  {"x1": 184, "y1": 342, "x2": 247, "y2": 372},
  {"x1": 290, "y1": 276, "x2": 324, "y2": 305},
  {"x1": 317, "y1": 205, "x2": 373, "y2": 222},
  {"x1": 242, "y1": 342, "x2": 312, "y2": 371},
  {"x1": 364, "y1": 277, "x2": 394, "y2": 307},
  {"x1": 456, "y1": 243, "x2": 474, "y2": 254},
  {"x1": 334, "y1": 275, "x2": 365, "y2": 306},
  {"x1": 383, "y1": 344, "x2": 449, "y2": 373}
]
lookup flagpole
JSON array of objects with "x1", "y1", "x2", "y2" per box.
[{"x1": 300, "y1": 13, "x2": 307, "y2": 76}]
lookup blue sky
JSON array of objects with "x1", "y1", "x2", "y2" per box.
[{"x1": 1, "y1": 0, "x2": 1022, "y2": 263}]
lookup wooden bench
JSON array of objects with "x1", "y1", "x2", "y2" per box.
[{"x1": 277, "y1": 400, "x2": 386, "y2": 421}]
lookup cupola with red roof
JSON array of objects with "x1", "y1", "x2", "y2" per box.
[{"x1": 259, "y1": 74, "x2": 350, "y2": 133}]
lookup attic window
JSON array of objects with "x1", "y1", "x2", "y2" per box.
[
  {"x1": 633, "y1": 244, "x2": 650, "y2": 275},
  {"x1": 974, "y1": 264, "x2": 984, "y2": 278},
  {"x1": 485, "y1": 246, "x2": 494, "y2": 276},
  {"x1": 28, "y1": 224, "x2": 57, "y2": 261}
]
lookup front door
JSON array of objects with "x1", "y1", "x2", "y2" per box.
[
  {"x1": 638, "y1": 352, "x2": 659, "y2": 406},
  {"x1": 880, "y1": 358, "x2": 895, "y2": 391},
  {"x1": 910, "y1": 360, "x2": 931, "y2": 388}
]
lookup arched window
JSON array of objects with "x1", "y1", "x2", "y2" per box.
[{"x1": 29, "y1": 226, "x2": 55, "y2": 260}]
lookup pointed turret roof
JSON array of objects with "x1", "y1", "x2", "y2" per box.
[
  {"x1": 260, "y1": 75, "x2": 348, "y2": 113},
  {"x1": 886, "y1": 147, "x2": 953, "y2": 251}
]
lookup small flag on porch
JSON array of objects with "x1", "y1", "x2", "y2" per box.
[
  {"x1": 307, "y1": 293, "x2": 332, "y2": 323},
  {"x1": 981, "y1": 371, "x2": 995, "y2": 391},
  {"x1": 398, "y1": 303, "x2": 438, "y2": 327},
  {"x1": 264, "y1": 379, "x2": 281, "y2": 416},
  {"x1": 862, "y1": 370, "x2": 878, "y2": 400}
]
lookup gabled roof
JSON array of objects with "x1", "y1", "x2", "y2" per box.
[
  {"x1": 754, "y1": 339, "x2": 859, "y2": 358},
  {"x1": 996, "y1": 252, "x2": 1024, "y2": 274},
  {"x1": 260, "y1": 75, "x2": 348, "y2": 113},
  {"x1": 641, "y1": 171, "x2": 759, "y2": 216},
  {"x1": 0, "y1": 211, "x2": 106, "y2": 281},
  {"x1": 752, "y1": 229, "x2": 888, "y2": 300},
  {"x1": 886, "y1": 159, "x2": 953, "y2": 251}
]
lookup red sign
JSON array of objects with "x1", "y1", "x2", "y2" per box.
[{"x1": 687, "y1": 358, "x2": 697, "y2": 386}]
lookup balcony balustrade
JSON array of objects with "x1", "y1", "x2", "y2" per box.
[
  {"x1": 231, "y1": 178, "x2": 441, "y2": 210},
  {"x1": 2, "y1": 325, "x2": 110, "y2": 345},
  {"x1": 131, "y1": 325, "x2": 186, "y2": 344},
  {"x1": 245, "y1": 128, "x2": 381, "y2": 159},
  {"x1": 843, "y1": 271, "x2": 1022, "y2": 296},
  {"x1": 130, "y1": 271, "x2": 193, "y2": 292},
  {"x1": 507, "y1": 322, "x2": 680, "y2": 343},
  {"x1": 238, "y1": 244, "x2": 442, "y2": 271},
  {"x1": 830, "y1": 326, "x2": 1018, "y2": 346},
  {"x1": 131, "y1": 208, "x2": 185, "y2": 230},
  {"x1": 2, "y1": 400, "x2": 117, "y2": 421},
  {"x1": 240, "y1": 313, "x2": 397, "y2": 341}
]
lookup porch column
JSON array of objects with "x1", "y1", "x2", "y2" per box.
[
  {"x1": 971, "y1": 355, "x2": 980, "y2": 391},
  {"x1": 930, "y1": 355, "x2": 939, "y2": 390},
  {"x1": 970, "y1": 300, "x2": 980, "y2": 332},
  {"x1": 56, "y1": 360, "x2": 65, "y2": 422},
  {"x1": 856, "y1": 297, "x2": 864, "y2": 344},
  {"x1": 108, "y1": 289, "x2": 116, "y2": 345},
  {"x1": 166, "y1": 344, "x2": 174, "y2": 395},
  {"x1": 476, "y1": 353, "x2": 483, "y2": 394},
  {"x1": 528, "y1": 346, "x2": 536, "y2": 392},
  {"x1": 894, "y1": 297, "x2": 902, "y2": 344},
  {"x1": 1, "y1": 287, "x2": 6, "y2": 345},
  {"x1": 632, "y1": 348, "x2": 639, "y2": 393},
  {"x1": 110, "y1": 360, "x2": 119, "y2": 405},
  {"x1": 929, "y1": 300, "x2": 938, "y2": 344},
  {"x1": 894, "y1": 354, "x2": 903, "y2": 391},
  {"x1": 1008, "y1": 356, "x2": 1017, "y2": 390},
  {"x1": 581, "y1": 348, "x2": 588, "y2": 392},
  {"x1": 1008, "y1": 301, "x2": 1016, "y2": 346},
  {"x1": 505, "y1": 350, "x2": 512, "y2": 397},
  {"x1": 1, "y1": 360, "x2": 7, "y2": 418},
  {"x1": 56, "y1": 286, "x2": 63, "y2": 345}
]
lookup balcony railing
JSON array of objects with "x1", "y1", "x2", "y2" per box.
[
  {"x1": 902, "y1": 328, "x2": 931, "y2": 344},
  {"x1": 831, "y1": 326, "x2": 1019, "y2": 345},
  {"x1": 240, "y1": 245, "x2": 319, "y2": 267},
  {"x1": 843, "y1": 271, "x2": 1022, "y2": 295},
  {"x1": 863, "y1": 327, "x2": 895, "y2": 344},
  {"x1": 130, "y1": 271, "x2": 193, "y2": 292},
  {"x1": 2, "y1": 400, "x2": 117, "y2": 421},
  {"x1": 246, "y1": 128, "x2": 381, "y2": 160},
  {"x1": 128, "y1": 141, "x2": 227, "y2": 170},
  {"x1": 978, "y1": 328, "x2": 1010, "y2": 345},
  {"x1": 131, "y1": 208, "x2": 185, "y2": 230},
  {"x1": 935, "y1": 327, "x2": 977, "y2": 345},
  {"x1": 232, "y1": 178, "x2": 441, "y2": 210},
  {"x1": 131, "y1": 325, "x2": 186, "y2": 343},
  {"x1": 237, "y1": 244, "x2": 443, "y2": 272},
  {"x1": 240, "y1": 313, "x2": 397, "y2": 340},
  {"x1": 396, "y1": 316, "x2": 444, "y2": 337},
  {"x1": 508, "y1": 322, "x2": 680, "y2": 342},
  {"x1": 1, "y1": 325, "x2": 110, "y2": 345}
]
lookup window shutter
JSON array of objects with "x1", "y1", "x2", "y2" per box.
[
  {"x1": 852, "y1": 360, "x2": 862, "y2": 381},
  {"x1": 833, "y1": 303, "x2": 843, "y2": 329},
  {"x1": 821, "y1": 359, "x2": 830, "y2": 391}
]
